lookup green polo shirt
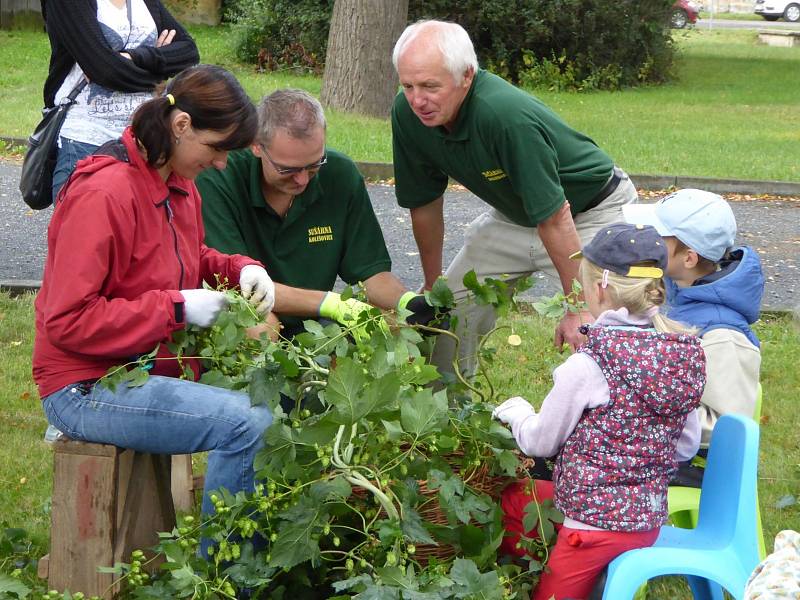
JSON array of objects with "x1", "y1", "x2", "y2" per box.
[
  {"x1": 197, "y1": 148, "x2": 391, "y2": 294},
  {"x1": 391, "y1": 69, "x2": 614, "y2": 227}
]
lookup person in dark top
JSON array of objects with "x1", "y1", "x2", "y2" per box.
[{"x1": 41, "y1": 0, "x2": 198, "y2": 201}]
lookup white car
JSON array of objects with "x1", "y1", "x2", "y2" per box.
[{"x1": 754, "y1": 0, "x2": 800, "y2": 22}]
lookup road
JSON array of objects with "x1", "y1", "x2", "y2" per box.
[{"x1": 1, "y1": 160, "x2": 798, "y2": 310}]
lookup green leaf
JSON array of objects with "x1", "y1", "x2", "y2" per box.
[
  {"x1": 126, "y1": 366, "x2": 151, "y2": 388},
  {"x1": 400, "y1": 506, "x2": 436, "y2": 545},
  {"x1": 377, "y1": 520, "x2": 403, "y2": 545},
  {"x1": 0, "y1": 574, "x2": 30, "y2": 598},
  {"x1": 382, "y1": 419, "x2": 405, "y2": 441},
  {"x1": 326, "y1": 357, "x2": 367, "y2": 424},
  {"x1": 374, "y1": 566, "x2": 420, "y2": 591},
  {"x1": 303, "y1": 319, "x2": 325, "y2": 336},
  {"x1": 272, "y1": 348, "x2": 300, "y2": 378},
  {"x1": 248, "y1": 364, "x2": 285, "y2": 407},
  {"x1": 332, "y1": 574, "x2": 372, "y2": 592},
  {"x1": 269, "y1": 497, "x2": 324, "y2": 569},
  {"x1": 199, "y1": 368, "x2": 236, "y2": 390},
  {"x1": 309, "y1": 476, "x2": 352, "y2": 502},
  {"x1": 400, "y1": 388, "x2": 448, "y2": 437},
  {"x1": 456, "y1": 524, "x2": 486, "y2": 557},
  {"x1": 428, "y1": 276, "x2": 455, "y2": 308},
  {"x1": 223, "y1": 542, "x2": 277, "y2": 588},
  {"x1": 449, "y1": 558, "x2": 503, "y2": 599},
  {"x1": 494, "y1": 449, "x2": 519, "y2": 477},
  {"x1": 256, "y1": 422, "x2": 296, "y2": 475}
]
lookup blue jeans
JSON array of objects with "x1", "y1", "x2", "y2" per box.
[
  {"x1": 52, "y1": 137, "x2": 99, "y2": 202},
  {"x1": 42, "y1": 376, "x2": 273, "y2": 521}
]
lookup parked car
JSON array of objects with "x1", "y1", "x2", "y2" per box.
[
  {"x1": 671, "y1": 0, "x2": 701, "y2": 28},
  {"x1": 754, "y1": 0, "x2": 800, "y2": 22}
]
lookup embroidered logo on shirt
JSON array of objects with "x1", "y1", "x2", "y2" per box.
[
  {"x1": 308, "y1": 225, "x2": 333, "y2": 243},
  {"x1": 482, "y1": 168, "x2": 507, "y2": 182}
]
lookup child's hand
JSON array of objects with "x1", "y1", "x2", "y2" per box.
[{"x1": 492, "y1": 396, "x2": 535, "y2": 425}]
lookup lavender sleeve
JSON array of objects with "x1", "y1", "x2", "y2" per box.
[
  {"x1": 675, "y1": 409, "x2": 702, "y2": 462},
  {"x1": 513, "y1": 353, "x2": 610, "y2": 457}
]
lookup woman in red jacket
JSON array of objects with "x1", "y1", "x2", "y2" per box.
[{"x1": 34, "y1": 65, "x2": 275, "y2": 544}]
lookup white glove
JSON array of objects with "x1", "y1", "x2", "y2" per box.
[
  {"x1": 180, "y1": 289, "x2": 229, "y2": 328},
  {"x1": 493, "y1": 396, "x2": 539, "y2": 454},
  {"x1": 492, "y1": 396, "x2": 536, "y2": 424},
  {"x1": 239, "y1": 265, "x2": 275, "y2": 315}
]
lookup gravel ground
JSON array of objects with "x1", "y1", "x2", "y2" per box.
[{"x1": 2, "y1": 160, "x2": 798, "y2": 310}]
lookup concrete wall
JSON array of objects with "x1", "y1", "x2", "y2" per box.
[
  {"x1": 0, "y1": 0, "x2": 44, "y2": 30},
  {"x1": 162, "y1": 0, "x2": 221, "y2": 26},
  {"x1": 709, "y1": 0, "x2": 754, "y2": 13}
]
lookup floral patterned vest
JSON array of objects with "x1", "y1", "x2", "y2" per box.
[{"x1": 553, "y1": 326, "x2": 706, "y2": 531}]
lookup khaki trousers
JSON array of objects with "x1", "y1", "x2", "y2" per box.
[{"x1": 432, "y1": 174, "x2": 638, "y2": 378}]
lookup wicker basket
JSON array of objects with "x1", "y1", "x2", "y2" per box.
[
  {"x1": 413, "y1": 459, "x2": 512, "y2": 564},
  {"x1": 353, "y1": 452, "x2": 530, "y2": 565}
]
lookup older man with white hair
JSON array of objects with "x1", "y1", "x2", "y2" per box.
[{"x1": 391, "y1": 20, "x2": 638, "y2": 375}]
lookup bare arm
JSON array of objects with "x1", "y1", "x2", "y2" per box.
[
  {"x1": 409, "y1": 196, "x2": 445, "y2": 291},
  {"x1": 271, "y1": 283, "x2": 326, "y2": 317},
  {"x1": 537, "y1": 201, "x2": 593, "y2": 350},
  {"x1": 363, "y1": 272, "x2": 408, "y2": 310}
]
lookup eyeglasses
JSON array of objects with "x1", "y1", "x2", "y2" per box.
[{"x1": 260, "y1": 145, "x2": 327, "y2": 175}]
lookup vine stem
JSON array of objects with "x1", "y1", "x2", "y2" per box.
[
  {"x1": 331, "y1": 425, "x2": 401, "y2": 520},
  {"x1": 412, "y1": 324, "x2": 486, "y2": 402},
  {"x1": 475, "y1": 324, "x2": 511, "y2": 403}
]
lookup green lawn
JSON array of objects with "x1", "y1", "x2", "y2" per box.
[
  {"x1": 1, "y1": 291, "x2": 798, "y2": 599},
  {"x1": 1, "y1": 27, "x2": 799, "y2": 181}
]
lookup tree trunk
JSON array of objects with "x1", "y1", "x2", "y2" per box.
[{"x1": 321, "y1": 0, "x2": 409, "y2": 119}]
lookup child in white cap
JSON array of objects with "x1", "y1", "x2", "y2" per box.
[{"x1": 624, "y1": 189, "x2": 764, "y2": 486}]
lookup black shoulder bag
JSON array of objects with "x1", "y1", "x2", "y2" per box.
[{"x1": 19, "y1": 77, "x2": 88, "y2": 210}]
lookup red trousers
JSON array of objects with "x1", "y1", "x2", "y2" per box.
[{"x1": 501, "y1": 480, "x2": 660, "y2": 600}]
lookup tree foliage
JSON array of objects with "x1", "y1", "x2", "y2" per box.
[{"x1": 227, "y1": 0, "x2": 676, "y2": 90}]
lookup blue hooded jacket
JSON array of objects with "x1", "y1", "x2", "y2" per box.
[{"x1": 665, "y1": 246, "x2": 763, "y2": 347}]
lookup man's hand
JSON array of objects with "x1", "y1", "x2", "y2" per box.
[
  {"x1": 240, "y1": 265, "x2": 275, "y2": 315},
  {"x1": 319, "y1": 292, "x2": 389, "y2": 343},
  {"x1": 554, "y1": 309, "x2": 593, "y2": 352},
  {"x1": 396, "y1": 291, "x2": 450, "y2": 332},
  {"x1": 180, "y1": 289, "x2": 228, "y2": 328}
]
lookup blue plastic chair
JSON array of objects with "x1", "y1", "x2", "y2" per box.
[
  {"x1": 602, "y1": 414, "x2": 761, "y2": 600},
  {"x1": 668, "y1": 385, "x2": 766, "y2": 559}
]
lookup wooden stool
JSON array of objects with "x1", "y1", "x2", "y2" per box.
[{"x1": 38, "y1": 440, "x2": 179, "y2": 598}]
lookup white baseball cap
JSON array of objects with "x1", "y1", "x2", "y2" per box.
[{"x1": 622, "y1": 189, "x2": 737, "y2": 262}]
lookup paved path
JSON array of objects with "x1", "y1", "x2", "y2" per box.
[{"x1": 2, "y1": 160, "x2": 798, "y2": 310}]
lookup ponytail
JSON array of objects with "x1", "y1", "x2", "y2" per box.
[{"x1": 130, "y1": 95, "x2": 178, "y2": 168}]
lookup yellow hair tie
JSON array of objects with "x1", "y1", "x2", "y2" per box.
[{"x1": 166, "y1": 93, "x2": 175, "y2": 106}]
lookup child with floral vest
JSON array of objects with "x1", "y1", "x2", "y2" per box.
[{"x1": 493, "y1": 223, "x2": 707, "y2": 600}]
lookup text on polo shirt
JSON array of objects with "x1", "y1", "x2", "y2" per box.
[
  {"x1": 308, "y1": 225, "x2": 334, "y2": 243},
  {"x1": 482, "y1": 168, "x2": 507, "y2": 182}
]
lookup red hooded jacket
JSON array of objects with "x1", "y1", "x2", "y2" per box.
[{"x1": 33, "y1": 128, "x2": 260, "y2": 398}]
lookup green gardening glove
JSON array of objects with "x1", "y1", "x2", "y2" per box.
[{"x1": 319, "y1": 292, "x2": 390, "y2": 344}]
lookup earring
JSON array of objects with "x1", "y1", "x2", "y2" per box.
[{"x1": 175, "y1": 137, "x2": 181, "y2": 145}]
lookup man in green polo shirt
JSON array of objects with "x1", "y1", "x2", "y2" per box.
[
  {"x1": 197, "y1": 88, "x2": 442, "y2": 338},
  {"x1": 391, "y1": 20, "x2": 638, "y2": 375}
]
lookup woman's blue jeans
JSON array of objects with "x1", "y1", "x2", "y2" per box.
[
  {"x1": 52, "y1": 137, "x2": 98, "y2": 202},
  {"x1": 42, "y1": 376, "x2": 273, "y2": 522}
]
